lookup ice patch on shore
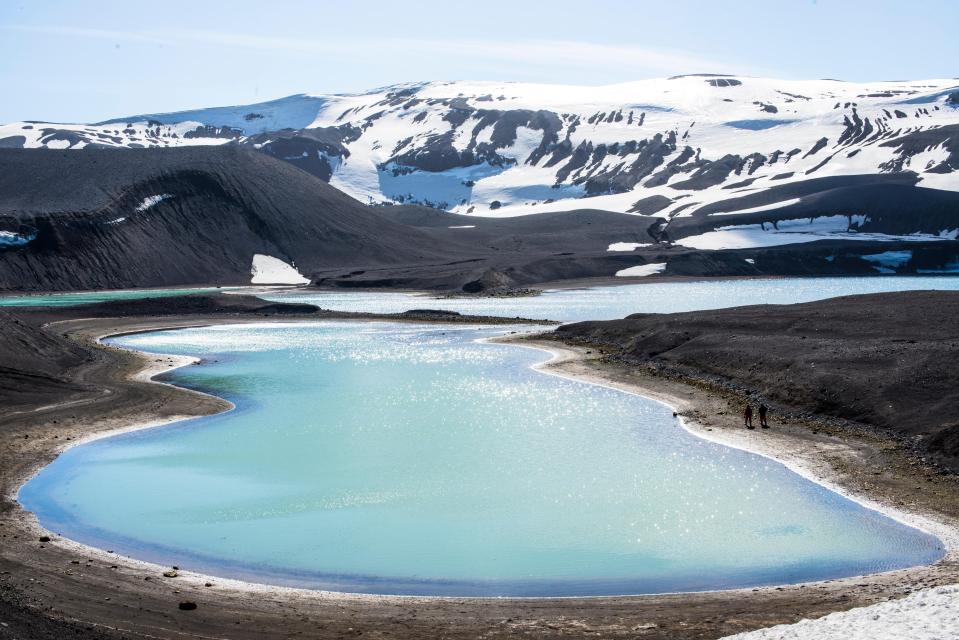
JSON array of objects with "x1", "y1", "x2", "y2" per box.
[
  {"x1": 677, "y1": 216, "x2": 956, "y2": 250},
  {"x1": 0, "y1": 231, "x2": 36, "y2": 247},
  {"x1": 861, "y1": 251, "x2": 913, "y2": 273},
  {"x1": 615, "y1": 262, "x2": 666, "y2": 277},
  {"x1": 250, "y1": 254, "x2": 309, "y2": 285},
  {"x1": 607, "y1": 242, "x2": 653, "y2": 251},
  {"x1": 721, "y1": 584, "x2": 959, "y2": 640},
  {"x1": 135, "y1": 194, "x2": 173, "y2": 212}
]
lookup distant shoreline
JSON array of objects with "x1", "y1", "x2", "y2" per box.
[{"x1": 6, "y1": 271, "x2": 959, "y2": 301}]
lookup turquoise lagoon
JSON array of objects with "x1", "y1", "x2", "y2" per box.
[{"x1": 19, "y1": 321, "x2": 944, "y2": 596}]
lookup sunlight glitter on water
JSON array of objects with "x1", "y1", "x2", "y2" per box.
[{"x1": 18, "y1": 322, "x2": 944, "y2": 596}]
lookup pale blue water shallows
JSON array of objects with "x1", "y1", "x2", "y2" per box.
[
  {"x1": 3, "y1": 276, "x2": 959, "y2": 317},
  {"x1": 257, "y1": 275, "x2": 959, "y2": 322},
  {"x1": 19, "y1": 322, "x2": 943, "y2": 596},
  {"x1": 0, "y1": 287, "x2": 232, "y2": 308}
]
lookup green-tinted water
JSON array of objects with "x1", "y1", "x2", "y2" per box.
[{"x1": 0, "y1": 287, "x2": 239, "y2": 307}]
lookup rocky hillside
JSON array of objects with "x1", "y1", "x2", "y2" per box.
[
  {"x1": 552, "y1": 290, "x2": 959, "y2": 472},
  {"x1": 0, "y1": 147, "x2": 485, "y2": 290},
  {"x1": 0, "y1": 147, "x2": 684, "y2": 291}
]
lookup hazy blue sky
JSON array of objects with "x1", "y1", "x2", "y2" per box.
[{"x1": 2, "y1": 0, "x2": 956, "y2": 123}]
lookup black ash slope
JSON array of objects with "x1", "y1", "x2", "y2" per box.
[
  {"x1": 3, "y1": 146, "x2": 959, "y2": 293},
  {"x1": 0, "y1": 147, "x2": 665, "y2": 292},
  {"x1": 552, "y1": 290, "x2": 959, "y2": 471},
  {"x1": 0, "y1": 147, "x2": 482, "y2": 291}
]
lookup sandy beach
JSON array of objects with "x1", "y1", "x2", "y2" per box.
[{"x1": 1, "y1": 311, "x2": 958, "y2": 639}]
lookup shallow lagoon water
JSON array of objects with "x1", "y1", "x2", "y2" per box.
[
  {"x1": 259, "y1": 276, "x2": 959, "y2": 322},
  {"x1": 20, "y1": 322, "x2": 944, "y2": 596}
]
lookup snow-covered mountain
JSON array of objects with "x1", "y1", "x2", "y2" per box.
[
  {"x1": 3, "y1": 75, "x2": 956, "y2": 217},
  {"x1": 3, "y1": 75, "x2": 959, "y2": 268}
]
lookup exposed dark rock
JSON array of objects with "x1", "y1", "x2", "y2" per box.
[
  {"x1": 669, "y1": 154, "x2": 742, "y2": 190},
  {"x1": 803, "y1": 137, "x2": 829, "y2": 158},
  {"x1": 0, "y1": 147, "x2": 479, "y2": 291},
  {"x1": 706, "y1": 78, "x2": 742, "y2": 87},
  {"x1": 243, "y1": 124, "x2": 360, "y2": 180},
  {"x1": 582, "y1": 133, "x2": 678, "y2": 195},
  {"x1": 0, "y1": 136, "x2": 26, "y2": 149},
  {"x1": 629, "y1": 195, "x2": 672, "y2": 215},
  {"x1": 879, "y1": 123, "x2": 959, "y2": 173}
]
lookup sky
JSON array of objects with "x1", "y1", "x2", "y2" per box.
[{"x1": 1, "y1": 0, "x2": 956, "y2": 123}]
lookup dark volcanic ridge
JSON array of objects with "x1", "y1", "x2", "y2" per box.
[
  {"x1": 1, "y1": 146, "x2": 959, "y2": 294},
  {"x1": 550, "y1": 290, "x2": 959, "y2": 472}
]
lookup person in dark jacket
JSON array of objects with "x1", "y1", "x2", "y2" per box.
[
  {"x1": 743, "y1": 404, "x2": 754, "y2": 429},
  {"x1": 759, "y1": 404, "x2": 769, "y2": 429}
]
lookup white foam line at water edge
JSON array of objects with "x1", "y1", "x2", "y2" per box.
[{"x1": 488, "y1": 336, "x2": 959, "y2": 566}]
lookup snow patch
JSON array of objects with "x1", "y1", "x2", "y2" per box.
[
  {"x1": 608, "y1": 242, "x2": 653, "y2": 251},
  {"x1": 0, "y1": 231, "x2": 35, "y2": 247},
  {"x1": 135, "y1": 194, "x2": 173, "y2": 212},
  {"x1": 861, "y1": 250, "x2": 913, "y2": 273},
  {"x1": 677, "y1": 216, "x2": 954, "y2": 250},
  {"x1": 448, "y1": 225, "x2": 475, "y2": 229},
  {"x1": 615, "y1": 262, "x2": 667, "y2": 277},
  {"x1": 709, "y1": 198, "x2": 801, "y2": 216},
  {"x1": 721, "y1": 584, "x2": 959, "y2": 640},
  {"x1": 250, "y1": 254, "x2": 309, "y2": 285}
]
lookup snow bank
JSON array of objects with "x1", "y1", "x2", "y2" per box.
[
  {"x1": 135, "y1": 194, "x2": 173, "y2": 212},
  {"x1": 709, "y1": 198, "x2": 801, "y2": 216},
  {"x1": 861, "y1": 250, "x2": 913, "y2": 273},
  {"x1": 615, "y1": 262, "x2": 667, "y2": 277},
  {"x1": 608, "y1": 242, "x2": 653, "y2": 251},
  {"x1": 0, "y1": 231, "x2": 35, "y2": 247},
  {"x1": 677, "y1": 216, "x2": 957, "y2": 250},
  {"x1": 250, "y1": 254, "x2": 309, "y2": 285},
  {"x1": 721, "y1": 584, "x2": 959, "y2": 640}
]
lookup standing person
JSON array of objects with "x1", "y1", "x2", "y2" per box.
[
  {"x1": 743, "y1": 404, "x2": 754, "y2": 429},
  {"x1": 759, "y1": 404, "x2": 769, "y2": 429}
]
